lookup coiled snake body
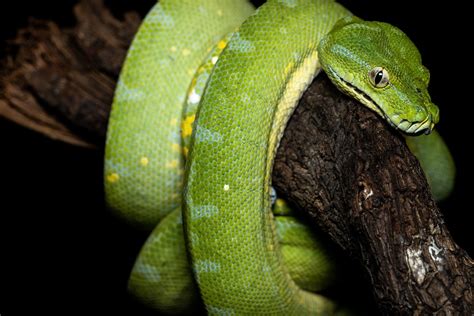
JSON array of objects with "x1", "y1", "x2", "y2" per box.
[{"x1": 105, "y1": 0, "x2": 455, "y2": 314}]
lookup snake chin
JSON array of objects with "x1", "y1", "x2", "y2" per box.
[{"x1": 328, "y1": 67, "x2": 433, "y2": 136}]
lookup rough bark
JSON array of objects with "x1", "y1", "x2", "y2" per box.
[
  {"x1": 0, "y1": 0, "x2": 140, "y2": 146},
  {"x1": 274, "y1": 77, "x2": 473, "y2": 314},
  {"x1": 1, "y1": 0, "x2": 472, "y2": 314}
]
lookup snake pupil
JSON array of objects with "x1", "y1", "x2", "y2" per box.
[{"x1": 375, "y1": 70, "x2": 384, "y2": 85}]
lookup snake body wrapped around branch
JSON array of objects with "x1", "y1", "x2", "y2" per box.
[{"x1": 104, "y1": 0, "x2": 454, "y2": 314}]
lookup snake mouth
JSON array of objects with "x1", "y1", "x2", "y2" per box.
[{"x1": 331, "y1": 69, "x2": 433, "y2": 135}]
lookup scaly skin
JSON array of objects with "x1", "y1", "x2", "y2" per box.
[
  {"x1": 105, "y1": 0, "x2": 455, "y2": 314},
  {"x1": 105, "y1": 0, "x2": 254, "y2": 230}
]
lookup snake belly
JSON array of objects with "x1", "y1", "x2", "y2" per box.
[{"x1": 183, "y1": 0, "x2": 349, "y2": 314}]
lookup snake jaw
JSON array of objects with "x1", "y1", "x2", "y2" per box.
[{"x1": 327, "y1": 66, "x2": 434, "y2": 136}]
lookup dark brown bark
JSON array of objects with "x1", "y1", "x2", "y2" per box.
[
  {"x1": 1, "y1": 0, "x2": 472, "y2": 314},
  {"x1": 0, "y1": 0, "x2": 140, "y2": 146},
  {"x1": 274, "y1": 76, "x2": 473, "y2": 314}
]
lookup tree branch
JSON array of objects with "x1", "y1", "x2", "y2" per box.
[
  {"x1": 274, "y1": 76, "x2": 473, "y2": 314},
  {"x1": 1, "y1": 0, "x2": 472, "y2": 314}
]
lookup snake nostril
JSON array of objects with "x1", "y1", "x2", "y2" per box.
[{"x1": 416, "y1": 88, "x2": 422, "y2": 94}]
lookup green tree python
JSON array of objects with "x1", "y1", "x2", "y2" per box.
[{"x1": 104, "y1": 0, "x2": 455, "y2": 314}]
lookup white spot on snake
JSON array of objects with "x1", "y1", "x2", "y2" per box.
[
  {"x1": 223, "y1": 184, "x2": 230, "y2": 191},
  {"x1": 198, "y1": 6, "x2": 207, "y2": 14},
  {"x1": 147, "y1": 6, "x2": 175, "y2": 28},
  {"x1": 170, "y1": 46, "x2": 177, "y2": 52},
  {"x1": 189, "y1": 90, "x2": 201, "y2": 104},
  {"x1": 279, "y1": 27, "x2": 288, "y2": 34},
  {"x1": 240, "y1": 93, "x2": 251, "y2": 104},
  {"x1": 227, "y1": 33, "x2": 255, "y2": 53},
  {"x1": 211, "y1": 56, "x2": 219, "y2": 65},
  {"x1": 277, "y1": 0, "x2": 297, "y2": 7},
  {"x1": 195, "y1": 125, "x2": 223, "y2": 144},
  {"x1": 134, "y1": 261, "x2": 161, "y2": 283},
  {"x1": 207, "y1": 305, "x2": 235, "y2": 316},
  {"x1": 191, "y1": 205, "x2": 219, "y2": 220},
  {"x1": 194, "y1": 260, "x2": 221, "y2": 274},
  {"x1": 405, "y1": 246, "x2": 426, "y2": 285}
]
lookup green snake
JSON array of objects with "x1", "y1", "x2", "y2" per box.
[{"x1": 104, "y1": 0, "x2": 455, "y2": 314}]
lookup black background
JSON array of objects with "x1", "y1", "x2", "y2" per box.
[{"x1": 0, "y1": 0, "x2": 472, "y2": 314}]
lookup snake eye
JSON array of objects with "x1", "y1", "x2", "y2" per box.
[{"x1": 369, "y1": 67, "x2": 389, "y2": 88}]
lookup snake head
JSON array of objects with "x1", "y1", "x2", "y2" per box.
[{"x1": 318, "y1": 16, "x2": 439, "y2": 135}]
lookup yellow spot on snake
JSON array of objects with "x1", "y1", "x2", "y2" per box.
[
  {"x1": 140, "y1": 157, "x2": 149, "y2": 166},
  {"x1": 107, "y1": 173, "x2": 119, "y2": 183},
  {"x1": 284, "y1": 61, "x2": 295, "y2": 77},
  {"x1": 171, "y1": 143, "x2": 181, "y2": 152},
  {"x1": 181, "y1": 114, "x2": 196, "y2": 138},
  {"x1": 183, "y1": 147, "x2": 189, "y2": 157},
  {"x1": 275, "y1": 199, "x2": 285, "y2": 207},
  {"x1": 182, "y1": 48, "x2": 191, "y2": 56},
  {"x1": 217, "y1": 9, "x2": 223, "y2": 17},
  {"x1": 166, "y1": 160, "x2": 179, "y2": 169},
  {"x1": 187, "y1": 69, "x2": 195, "y2": 76},
  {"x1": 170, "y1": 46, "x2": 177, "y2": 52},
  {"x1": 217, "y1": 40, "x2": 227, "y2": 50},
  {"x1": 169, "y1": 118, "x2": 178, "y2": 126}
]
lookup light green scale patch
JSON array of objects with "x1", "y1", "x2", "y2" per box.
[
  {"x1": 194, "y1": 260, "x2": 222, "y2": 274},
  {"x1": 133, "y1": 261, "x2": 161, "y2": 283},
  {"x1": 191, "y1": 205, "x2": 219, "y2": 220},
  {"x1": 227, "y1": 32, "x2": 255, "y2": 53},
  {"x1": 208, "y1": 305, "x2": 236, "y2": 316},
  {"x1": 194, "y1": 125, "x2": 223, "y2": 144},
  {"x1": 278, "y1": 0, "x2": 298, "y2": 8}
]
